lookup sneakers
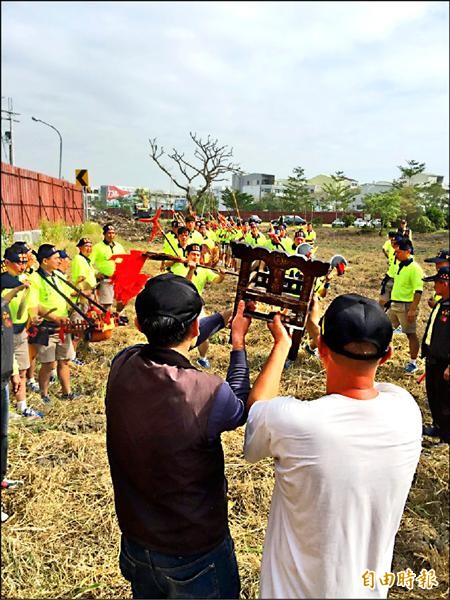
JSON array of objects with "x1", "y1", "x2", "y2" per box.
[
  {"x1": 404, "y1": 362, "x2": 418, "y2": 374},
  {"x1": 22, "y1": 407, "x2": 44, "y2": 418},
  {"x1": 117, "y1": 316, "x2": 129, "y2": 326},
  {"x1": 393, "y1": 325, "x2": 403, "y2": 335},
  {"x1": 60, "y1": 392, "x2": 79, "y2": 400},
  {"x1": 26, "y1": 379, "x2": 40, "y2": 393},
  {"x1": 41, "y1": 395, "x2": 51, "y2": 404},
  {"x1": 196, "y1": 357, "x2": 211, "y2": 369},
  {"x1": 1, "y1": 478, "x2": 24, "y2": 490},
  {"x1": 422, "y1": 425, "x2": 440, "y2": 437},
  {"x1": 71, "y1": 357, "x2": 85, "y2": 366},
  {"x1": 284, "y1": 359, "x2": 295, "y2": 370}
]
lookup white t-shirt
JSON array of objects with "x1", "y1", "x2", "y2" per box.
[{"x1": 244, "y1": 383, "x2": 422, "y2": 599}]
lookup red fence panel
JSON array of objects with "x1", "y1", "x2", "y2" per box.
[{"x1": 1, "y1": 162, "x2": 84, "y2": 232}]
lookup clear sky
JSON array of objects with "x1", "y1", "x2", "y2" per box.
[{"x1": 2, "y1": 1, "x2": 449, "y2": 191}]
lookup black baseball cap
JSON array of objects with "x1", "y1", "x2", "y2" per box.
[
  {"x1": 397, "y1": 238, "x2": 413, "y2": 252},
  {"x1": 76, "y1": 237, "x2": 92, "y2": 247},
  {"x1": 186, "y1": 243, "x2": 201, "y2": 254},
  {"x1": 135, "y1": 273, "x2": 204, "y2": 326},
  {"x1": 320, "y1": 294, "x2": 393, "y2": 361},
  {"x1": 58, "y1": 249, "x2": 70, "y2": 259},
  {"x1": 424, "y1": 249, "x2": 449, "y2": 264},
  {"x1": 3, "y1": 246, "x2": 29, "y2": 264},
  {"x1": 423, "y1": 266, "x2": 450, "y2": 282},
  {"x1": 37, "y1": 244, "x2": 60, "y2": 263},
  {"x1": 103, "y1": 223, "x2": 115, "y2": 234}
]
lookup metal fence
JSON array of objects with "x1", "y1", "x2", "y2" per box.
[{"x1": 1, "y1": 162, "x2": 84, "y2": 232}]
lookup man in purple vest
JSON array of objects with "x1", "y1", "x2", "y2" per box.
[{"x1": 105, "y1": 273, "x2": 251, "y2": 599}]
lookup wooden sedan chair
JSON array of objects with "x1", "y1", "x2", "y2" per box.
[{"x1": 230, "y1": 242, "x2": 330, "y2": 362}]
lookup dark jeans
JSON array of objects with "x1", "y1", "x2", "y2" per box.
[
  {"x1": 425, "y1": 359, "x2": 449, "y2": 443},
  {"x1": 1, "y1": 384, "x2": 9, "y2": 481},
  {"x1": 119, "y1": 532, "x2": 240, "y2": 599}
]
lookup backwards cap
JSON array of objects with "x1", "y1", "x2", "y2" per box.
[
  {"x1": 320, "y1": 293, "x2": 392, "y2": 360},
  {"x1": 135, "y1": 273, "x2": 204, "y2": 326}
]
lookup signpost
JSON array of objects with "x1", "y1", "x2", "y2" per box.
[{"x1": 75, "y1": 169, "x2": 89, "y2": 189}]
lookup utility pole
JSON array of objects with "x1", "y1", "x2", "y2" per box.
[{"x1": 1, "y1": 97, "x2": 20, "y2": 165}]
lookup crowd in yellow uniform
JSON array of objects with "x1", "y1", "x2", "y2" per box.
[{"x1": 2, "y1": 213, "x2": 447, "y2": 524}]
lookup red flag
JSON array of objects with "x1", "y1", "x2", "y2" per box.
[
  {"x1": 109, "y1": 250, "x2": 151, "y2": 304},
  {"x1": 148, "y1": 207, "x2": 163, "y2": 242}
]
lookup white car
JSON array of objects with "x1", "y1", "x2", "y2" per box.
[{"x1": 353, "y1": 218, "x2": 368, "y2": 227}]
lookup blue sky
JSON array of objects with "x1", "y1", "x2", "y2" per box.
[{"x1": 2, "y1": 1, "x2": 448, "y2": 191}]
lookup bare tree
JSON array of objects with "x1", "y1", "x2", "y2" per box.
[{"x1": 149, "y1": 132, "x2": 241, "y2": 212}]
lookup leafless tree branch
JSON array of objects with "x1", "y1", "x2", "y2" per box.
[{"x1": 148, "y1": 133, "x2": 240, "y2": 210}]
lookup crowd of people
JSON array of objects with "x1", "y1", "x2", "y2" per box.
[{"x1": 1, "y1": 214, "x2": 448, "y2": 598}]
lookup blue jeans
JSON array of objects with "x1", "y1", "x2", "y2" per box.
[{"x1": 119, "y1": 532, "x2": 240, "y2": 599}]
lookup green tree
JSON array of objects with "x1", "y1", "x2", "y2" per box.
[
  {"x1": 322, "y1": 171, "x2": 359, "y2": 217},
  {"x1": 363, "y1": 191, "x2": 402, "y2": 232},
  {"x1": 396, "y1": 159, "x2": 426, "y2": 186},
  {"x1": 419, "y1": 182, "x2": 448, "y2": 211},
  {"x1": 221, "y1": 188, "x2": 257, "y2": 211},
  {"x1": 195, "y1": 190, "x2": 219, "y2": 217},
  {"x1": 425, "y1": 205, "x2": 446, "y2": 230},
  {"x1": 253, "y1": 191, "x2": 282, "y2": 211},
  {"x1": 282, "y1": 166, "x2": 314, "y2": 216},
  {"x1": 398, "y1": 185, "x2": 424, "y2": 226}
]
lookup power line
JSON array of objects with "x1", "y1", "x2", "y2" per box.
[{"x1": 1, "y1": 97, "x2": 21, "y2": 165}]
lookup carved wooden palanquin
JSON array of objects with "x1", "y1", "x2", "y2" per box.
[{"x1": 230, "y1": 242, "x2": 330, "y2": 361}]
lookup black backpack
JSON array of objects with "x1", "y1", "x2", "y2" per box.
[{"x1": 1, "y1": 298, "x2": 14, "y2": 383}]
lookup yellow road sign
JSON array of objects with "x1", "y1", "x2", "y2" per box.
[{"x1": 75, "y1": 169, "x2": 89, "y2": 188}]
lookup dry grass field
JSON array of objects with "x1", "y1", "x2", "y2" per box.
[{"x1": 1, "y1": 224, "x2": 448, "y2": 599}]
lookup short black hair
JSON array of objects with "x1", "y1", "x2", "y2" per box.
[
  {"x1": 177, "y1": 226, "x2": 189, "y2": 236},
  {"x1": 139, "y1": 314, "x2": 191, "y2": 347}
]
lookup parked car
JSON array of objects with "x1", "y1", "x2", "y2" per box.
[
  {"x1": 353, "y1": 217, "x2": 369, "y2": 227},
  {"x1": 283, "y1": 215, "x2": 306, "y2": 226},
  {"x1": 331, "y1": 218, "x2": 346, "y2": 228},
  {"x1": 248, "y1": 214, "x2": 262, "y2": 224}
]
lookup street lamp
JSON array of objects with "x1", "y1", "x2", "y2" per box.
[{"x1": 31, "y1": 116, "x2": 62, "y2": 179}]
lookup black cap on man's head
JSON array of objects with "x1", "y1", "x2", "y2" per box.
[
  {"x1": 76, "y1": 237, "x2": 92, "y2": 248},
  {"x1": 103, "y1": 223, "x2": 115, "y2": 234},
  {"x1": 320, "y1": 294, "x2": 393, "y2": 360},
  {"x1": 397, "y1": 238, "x2": 413, "y2": 252},
  {"x1": 424, "y1": 249, "x2": 449, "y2": 264},
  {"x1": 423, "y1": 266, "x2": 450, "y2": 283},
  {"x1": 185, "y1": 216, "x2": 195, "y2": 223},
  {"x1": 135, "y1": 273, "x2": 204, "y2": 326},
  {"x1": 171, "y1": 220, "x2": 179, "y2": 227},
  {"x1": 3, "y1": 246, "x2": 29, "y2": 264},
  {"x1": 37, "y1": 244, "x2": 59, "y2": 263},
  {"x1": 186, "y1": 243, "x2": 201, "y2": 254}
]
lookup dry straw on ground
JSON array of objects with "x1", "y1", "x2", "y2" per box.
[{"x1": 1, "y1": 226, "x2": 448, "y2": 599}]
